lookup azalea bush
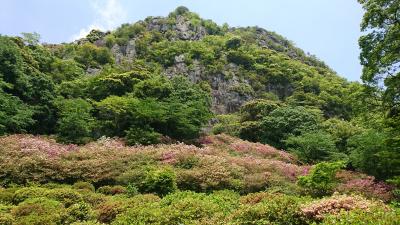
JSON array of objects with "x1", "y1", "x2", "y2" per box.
[
  {"x1": 0, "y1": 134, "x2": 394, "y2": 202},
  {"x1": 299, "y1": 194, "x2": 380, "y2": 221}
]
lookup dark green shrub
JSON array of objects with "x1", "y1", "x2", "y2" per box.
[
  {"x1": 240, "y1": 99, "x2": 280, "y2": 121},
  {"x1": 74, "y1": 43, "x2": 113, "y2": 68},
  {"x1": 86, "y1": 30, "x2": 106, "y2": 43},
  {"x1": 348, "y1": 130, "x2": 391, "y2": 179},
  {"x1": 55, "y1": 98, "x2": 95, "y2": 144},
  {"x1": 227, "y1": 50, "x2": 255, "y2": 69},
  {"x1": 174, "y1": 6, "x2": 190, "y2": 16}
]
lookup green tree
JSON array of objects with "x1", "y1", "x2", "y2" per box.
[
  {"x1": 285, "y1": 131, "x2": 340, "y2": 164},
  {"x1": 95, "y1": 96, "x2": 165, "y2": 139},
  {"x1": 163, "y1": 76, "x2": 212, "y2": 140},
  {"x1": 0, "y1": 91, "x2": 35, "y2": 135},
  {"x1": 260, "y1": 106, "x2": 321, "y2": 149},
  {"x1": 125, "y1": 126, "x2": 162, "y2": 145},
  {"x1": 74, "y1": 43, "x2": 113, "y2": 69},
  {"x1": 0, "y1": 36, "x2": 23, "y2": 90},
  {"x1": 358, "y1": 0, "x2": 400, "y2": 180},
  {"x1": 239, "y1": 99, "x2": 280, "y2": 121},
  {"x1": 21, "y1": 32, "x2": 41, "y2": 46},
  {"x1": 358, "y1": 0, "x2": 400, "y2": 113},
  {"x1": 348, "y1": 130, "x2": 399, "y2": 179},
  {"x1": 55, "y1": 98, "x2": 95, "y2": 144},
  {"x1": 50, "y1": 59, "x2": 84, "y2": 83},
  {"x1": 212, "y1": 114, "x2": 241, "y2": 136},
  {"x1": 322, "y1": 118, "x2": 362, "y2": 153}
]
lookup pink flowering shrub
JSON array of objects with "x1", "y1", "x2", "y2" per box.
[
  {"x1": 230, "y1": 140, "x2": 295, "y2": 163},
  {"x1": 1, "y1": 134, "x2": 78, "y2": 158},
  {"x1": 0, "y1": 134, "x2": 393, "y2": 201},
  {"x1": 176, "y1": 156, "x2": 243, "y2": 192},
  {"x1": 337, "y1": 176, "x2": 393, "y2": 202},
  {"x1": 300, "y1": 194, "x2": 385, "y2": 221}
]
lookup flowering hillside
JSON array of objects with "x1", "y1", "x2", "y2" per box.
[{"x1": 0, "y1": 134, "x2": 398, "y2": 224}]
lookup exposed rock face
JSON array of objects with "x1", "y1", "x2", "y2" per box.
[
  {"x1": 164, "y1": 55, "x2": 252, "y2": 113},
  {"x1": 103, "y1": 16, "x2": 298, "y2": 114},
  {"x1": 125, "y1": 39, "x2": 137, "y2": 59},
  {"x1": 210, "y1": 73, "x2": 253, "y2": 113},
  {"x1": 146, "y1": 17, "x2": 171, "y2": 33},
  {"x1": 111, "y1": 44, "x2": 124, "y2": 64},
  {"x1": 145, "y1": 15, "x2": 207, "y2": 41},
  {"x1": 165, "y1": 55, "x2": 189, "y2": 78},
  {"x1": 175, "y1": 15, "x2": 207, "y2": 40},
  {"x1": 86, "y1": 67, "x2": 101, "y2": 75}
]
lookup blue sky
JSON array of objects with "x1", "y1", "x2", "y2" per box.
[{"x1": 0, "y1": 0, "x2": 364, "y2": 81}]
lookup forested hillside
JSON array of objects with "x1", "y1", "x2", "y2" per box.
[{"x1": 0, "y1": 4, "x2": 399, "y2": 224}]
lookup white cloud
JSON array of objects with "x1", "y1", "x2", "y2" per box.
[{"x1": 70, "y1": 0, "x2": 127, "y2": 41}]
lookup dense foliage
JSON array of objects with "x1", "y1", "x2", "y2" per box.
[
  {"x1": 357, "y1": 0, "x2": 400, "y2": 180},
  {"x1": 0, "y1": 33, "x2": 212, "y2": 145}
]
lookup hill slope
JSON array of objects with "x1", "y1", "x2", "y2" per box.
[
  {"x1": 0, "y1": 6, "x2": 365, "y2": 146},
  {"x1": 74, "y1": 6, "x2": 358, "y2": 116}
]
